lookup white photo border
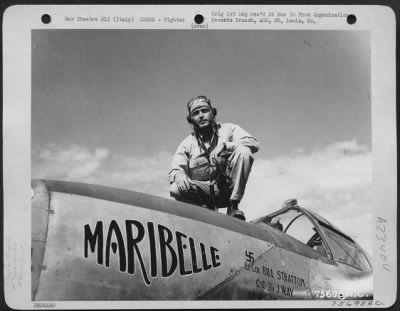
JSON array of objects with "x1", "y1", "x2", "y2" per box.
[{"x1": 3, "y1": 4, "x2": 397, "y2": 309}]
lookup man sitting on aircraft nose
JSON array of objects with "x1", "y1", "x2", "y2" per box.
[{"x1": 168, "y1": 95, "x2": 259, "y2": 220}]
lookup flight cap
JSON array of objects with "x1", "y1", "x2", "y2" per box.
[{"x1": 187, "y1": 96, "x2": 211, "y2": 114}]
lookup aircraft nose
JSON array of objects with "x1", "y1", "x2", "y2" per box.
[{"x1": 31, "y1": 180, "x2": 51, "y2": 300}]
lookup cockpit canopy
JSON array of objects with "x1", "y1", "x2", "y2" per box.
[{"x1": 252, "y1": 199, "x2": 372, "y2": 272}]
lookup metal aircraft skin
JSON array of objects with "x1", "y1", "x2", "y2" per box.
[{"x1": 31, "y1": 179, "x2": 373, "y2": 301}]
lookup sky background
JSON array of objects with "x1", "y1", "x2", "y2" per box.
[{"x1": 32, "y1": 29, "x2": 372, "y2": 253}]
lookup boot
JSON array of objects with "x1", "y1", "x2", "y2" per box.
[{"x1": 227, "y1": 200, "x2": 246, "y2": 221}]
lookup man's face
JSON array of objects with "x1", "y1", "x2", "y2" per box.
[{"x1": 191, "y1": 105, "x2": 213, "y2": 129}]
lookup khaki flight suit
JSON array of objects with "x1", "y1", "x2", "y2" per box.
[{"x1": 169, "y1": 123, "x2": 259, "y2": 208}]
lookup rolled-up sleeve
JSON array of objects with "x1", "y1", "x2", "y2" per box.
[
  {"x1": 224, "y1": 124, "x2": 259, "y2": 153},
  {"x1": 168, "y1": 138, "x2": 190, "y2": 183}
]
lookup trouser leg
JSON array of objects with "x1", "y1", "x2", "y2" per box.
[
  {"x1": 170, "y1": 180, "x2": 217, "y2": 208},
  {"x1": 225, "y1": 146, "x2": 254, "y2": 202}
]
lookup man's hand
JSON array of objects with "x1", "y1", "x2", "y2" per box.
[
  {"x1": 174, "y1": 172, "x2": 192, "y2": 193},
  {"x1": 210, "y1": 143, "x2": 226, "y2": 163}
]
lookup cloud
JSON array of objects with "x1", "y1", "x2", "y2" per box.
[
  {"x1": 241, "y1": 139, "x2": 372, "y2": 253},
  {"x1": 32, "y1": 144, "x2": 172, "y2": 198},
  {"x1": 33, "y1": 144, "x2": 111, "y2": 180},
  {"x1": 32, "y1": 140, "x2": 372, "y2": 253}
]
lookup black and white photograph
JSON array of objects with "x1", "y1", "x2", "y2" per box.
[{"x1": 2, "y1": 5, "x2": 397, "y2": 309}]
